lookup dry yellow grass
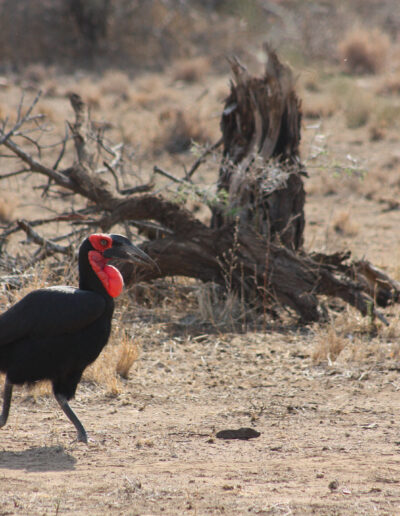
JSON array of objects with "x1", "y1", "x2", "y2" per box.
[
  {"x1": 116, "y1": 333, "x2": 141, "y2": 379},
  {"x1": 332, "y1": 210, "x2": 359, "y2": 236},
  {"x1": 312, "y1": 326, "x2": 346, "y2": 364},
  {"x1": 80, "y1": 309, "x2": 141, "y2": 394},
  {"x1": 0, "y1": 196, "x2": 17, "y2": 223},
  {"x1": 100, "y1": 70, "x2": 131, "y2": 99},
  {"x1": 302, "y1": 93, "x2": 336, "y2": 119},
  {"x1": 378, "y1": 71, "x2": 400, "y2": 96},
  {"x1": 172, "y1": 57, "x2": 211, "y2": 83},
  {"x1": 155, "y1": 108, "x2": 212, "y2": 154},
  {"x1": 338, "y1": 27, "x2": 390, "y2": 75}
]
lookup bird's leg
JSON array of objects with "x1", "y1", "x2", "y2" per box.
[
  {"x1": 54, "y1": 393, "x2": 88, "y2": 443},
  {"x1": 0, "y1": 378, "x2": 13, "y2": 427}
]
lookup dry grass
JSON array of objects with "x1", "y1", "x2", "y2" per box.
[
  {"x1": 0, "y1": 196, "x2": 17, "y2": 223},
  {"x1": 82, "y1": 312, "x2": 141, "y2": 394},
  {"x1": 22, "y1": 63, "x2": 49, "y2": 85},
  {"x1": 100, "y1": 70, "x2": 131, "y2": 99},
  {"x1": 372, "y1": 101, "x2": 400, "y2": 130},
  {"x1": 116, "y1": 333, "x2": 141, "y2": 380},
  {"x1": 312, "y1": 326, "x2": 346, "y2": 364},
  {"x1": 301, "y1": 71, "x2": 322, "y2": 93},
  {"x1": 302, "y1": 93, "x2": 336, "y2": 119},
  {"x1": 338, "y1": 27, "x2": 390, "y2": 75},
  {"x1": 332, "y1": 210, "x2": 359, "y2": 236},
  {"x1": 369, "y1": 123, "x2": 386, "y2": 141},
  {"x1": 378, "y1": 72, "x2": 400, "y2": 96},
  {"x1": 74, "y1": 77, "x2": 102, "y2": 110},
  {"x1": 344, "y1": 88, "x2": 373, "y2": 129},
  {"x1": 156, "y1": 108, "x2": 212, "y2": 154},
  {"x1": 172, "y1": 57, "x2": 210, "y2": 83},
  {"x1": 197, "y1": 284, "x2": 242, "y2": 330},
  {"x1": 329, "y1": 77, "x2": 374, "y2": 129}
]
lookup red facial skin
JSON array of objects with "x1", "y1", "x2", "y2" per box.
[{"x1": 88, "y1": 234, "x2": 124, "y2": 298}]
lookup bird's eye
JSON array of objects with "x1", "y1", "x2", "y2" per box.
[{"x1": 100, "y1": 239, "x2": 109, "y2": 247}]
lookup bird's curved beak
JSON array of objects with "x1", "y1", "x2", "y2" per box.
[{"x1": 103, "y1": 235, "x2": 158, "y2": 270}]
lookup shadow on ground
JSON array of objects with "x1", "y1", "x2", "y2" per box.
[{"x1": 0, "y1": 446, "x2": 76, "y2": 472}]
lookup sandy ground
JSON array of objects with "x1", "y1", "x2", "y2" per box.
[{"x1": 0, "y1": 316, "x2": 400, "y2": 515}]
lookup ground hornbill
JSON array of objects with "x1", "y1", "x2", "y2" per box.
[{"x1": 0, "y1": 233, "x2": 155, "y2": 443}]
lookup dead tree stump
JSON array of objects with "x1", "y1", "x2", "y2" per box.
[{"x1": 212, "y1": 49, "x2": 305, "y2": 251}]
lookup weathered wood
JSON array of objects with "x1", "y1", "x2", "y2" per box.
[{"x1": 211, "y1": 46, "x2": 305, "y2": 251}]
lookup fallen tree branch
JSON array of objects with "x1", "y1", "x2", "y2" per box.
[
  {"x1": 184, "y1": 136, "x2": 223, "y2": 181},
  {"x1": 17, "y1": 220, "x2": 75, "y2": 256}
]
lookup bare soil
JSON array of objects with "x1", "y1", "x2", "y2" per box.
[{"x1": 0, "y1": 322, "x2": 400, "y2": 515}]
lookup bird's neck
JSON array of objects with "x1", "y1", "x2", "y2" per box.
[
  {"x1": 79, "y1": 255, "x2": 123, "y2": 301},
  {"x1": 88, "y1": 251, "x2": 124, "y2": 298}
]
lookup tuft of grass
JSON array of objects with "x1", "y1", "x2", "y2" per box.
[
  {"x1": 23, "y1": 63, "x2": 48, "y2": 85},
  {"x1": 312, "y1": 327, "x2": 346, "y2": 364},
  {"x1": 116, "y1": 333, "x2": 140, "y2": 379},
  {"x1": 301, "y1": 71, "x2": 321, "y2": 93},
  {"x1": 100, "y1": 70, "x2": 131, "y2": 99},
  {"x1": 368, "y1": 100, "x2": 400, "y2": 140},
  {"x1": 197, "y1": 284, "x2": 241, "y2": 329},
  {"x1": 302, "y1": 93, "x2": 336, "y2": 119},
  {"x1": 73, "y1": 78, "x2": 102, "y2": 110},
  {"x1": 378, "y1": 72, "x2": 400, "y2": 96},
  {"x1": 172, "y1": 57, "x2": 210, "y2": 83},
  {"x1": 369, "y1": 124, "x2": 386, "y2": 142},
  {"x1": 83, "y1": 323, "x2": 140, "y2": 394},
  {"x1": 344, "y1": 88, "x2": 372, "y2": 129},
  {"x1": 372, "y1": 102, "x2": 400, "y2": 130},
  {"x1": 0, "y1": 196, "x2": 17, "y2": 223},
  {"x1": 338, "y1": 27, "x2": 390, "y2": 75},
  {"x1": 332, "y1": 210, "x2": 359, "y2": 236},
  {"x1": 156, "y1": 109, "x2": 211, "y2": 154},
  {"x1": 329, "y1": 76, "x2": 373, "y2": 128}
]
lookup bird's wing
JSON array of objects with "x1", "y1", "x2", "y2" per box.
[{"x1": 0, "y1": 287, "x2": 106, "y2": 346}]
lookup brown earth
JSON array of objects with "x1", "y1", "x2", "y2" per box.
[{"x1": 0, "y1": 322, "x2": 400, "y2": 515}]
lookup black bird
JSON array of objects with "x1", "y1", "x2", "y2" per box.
[{"x1": 0, "y1": 233, "x2": 154, "y2": 443}]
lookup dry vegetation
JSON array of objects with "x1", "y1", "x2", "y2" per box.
[
  {"x1": 1, "y1": 1, "x2": 400, "y2": 514},
  {"x1": 338, "y1": 26, "x2": 390, "y2": 75}
]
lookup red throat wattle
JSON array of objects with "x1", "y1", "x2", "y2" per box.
[{"x1": 88, "y1": 250, "x2": 124, "y2": 298}]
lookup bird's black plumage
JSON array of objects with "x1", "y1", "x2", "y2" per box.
[{"x1": 0, "y1": 233, "x2": 154, "y2": 443}]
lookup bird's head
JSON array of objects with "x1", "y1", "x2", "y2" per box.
[{"x1": 80, "y1": 233, "x2": 156, "y2": 298}]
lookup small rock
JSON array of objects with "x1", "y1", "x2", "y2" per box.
[{"x1": 328, "y1": 480, "x2": 339, "y2": 491}]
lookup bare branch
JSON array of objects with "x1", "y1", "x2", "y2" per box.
[
  {"x1": 17, "y1": 220, "x2": 74, "y2": 256},
  {"x1": 154, "y1": 165, "x2": 184, "y2": 184},
  {"x1": 184, "y1": 137, "x2": 223, "y2": 181},
  {"x1": 1, "y1": 137, "x2": 74, "y2": 189},
  {"x1": 53, "y1": 124, "x2": 69, "y2": 170},
  {"x1": 103, "y1": 160, "x2": 122, "y2": 192},
  {"x1": 0, "y1": 168, "x2": 31, "y2": 180},
  {"x1": 0, "y1": 90, "x2": 43, "y2": 145}
]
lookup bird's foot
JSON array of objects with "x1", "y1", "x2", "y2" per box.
[
  {"x1": 77, "y1": 433, "x2": 88, "y2": 444},
  {"x1": 73, "y1": 433, "x2": 96, "y2": 445},
  {"x1": 0, "y1": 416, "x2": 6, "y2": 428}
]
